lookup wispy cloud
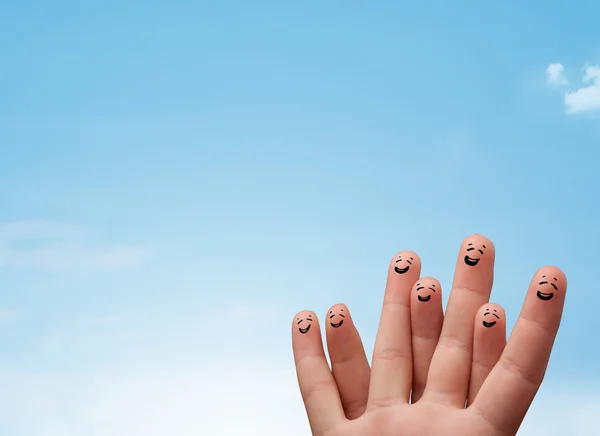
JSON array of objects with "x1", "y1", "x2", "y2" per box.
[
  {"x1": 546, "y1": 63, "x2": 600, "y2": 114},
  {"x1": 564, "y1": 65, "x2": 600, "y2": 114},
  {"x1": 0, "y1": 220, "x2": 154, "y2": 271},
  {"x1": 546, "y1": 63, "x2": 568, "y2": 86}
]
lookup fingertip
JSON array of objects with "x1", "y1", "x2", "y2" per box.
[
  {"x1": 326, "y1": 304, "x2": 351, "y2": 330},
  {"x1": 417, "y1": 276, "x2": 442, "y2": 288},
  {"x1": 529, "y1": 266, "x2": 567, "y2": 304},
  {"x1": 535, "y1": 265, "x2": 567, "y2": 286},
  {"x1": 411, "y1": 276, "x2": 442, "y2": 305},
  {"x1": 293, "y1": 310, "x2": 318, "y2": 335},
  {"x1": 476, "y1": 302, "x2": 505, "y2": 317},
  {"x1": 475, "y1": 303, "x2": 506, "y2": 330},
  {"x1": 457, "y1": 235, "x2": 495, "y2": 273},
  {"x1": 390, "y1": 250, "x2": 421, "y2": 270},
  {"x1": 293, "y1": 309, "x2": 316, "y2": 321},
  {"x1": 463, "y1": 234, "x2": 495, "y2": 250},
  {"x1": 391, "y1": 249, "x2": 420, "y2": 261},
  {"x1": 327, "y1": 303, "x2": 348, "y2": 314}
]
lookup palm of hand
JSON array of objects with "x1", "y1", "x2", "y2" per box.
[
  {"x1": 292, "y1": 235, "x2": 567, "y2": 436},
  {"x1": 331, "y1": 402, "x2": 495, "y2": 436}
]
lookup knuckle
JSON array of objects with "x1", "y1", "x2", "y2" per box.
[
  {"x1": 500, "y1": 353, "x2": 542, "y2": 391},
  {"x1": 372, "y1": 347, "x2": 411, "y2": 363}
]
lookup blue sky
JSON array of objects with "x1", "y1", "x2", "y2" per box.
[{"x1": 1, "y1": 1, "x2": 599, "y2": 435}]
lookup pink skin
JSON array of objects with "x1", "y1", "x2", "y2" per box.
[
  {"x1": 328, "y1": 307, "x2": 347, "y2": 328},
  {"x1": 535, "y1": 273, "x2": 560, "y2": 301},
  {"x1": 368, "y1": 250, "x2": 422, "y2": 407},
  {"x1": 423, "y1": 234, "x2": 495, "y2": 407},
  {"x1": 410, "y1": 276, "x2": 443, "y2": 403},
  {"x1": 473, "y1": 266, "x2": 567, "y2": 433},
  {"x1": 291, "y1": 238, "x2": 568, "y2": 436},
  {"x1": 326, "y1": 304, "x2": 370, "y2": 420},
  {"x1": 393, "y1": 252, "x2": 416, "y2": 275},
  {"x1": 295, "y1": 311, "x2": 315, "y2": 335},
  {"x1": 463, "y1": 239, "x2": 489, "y2": 267},
  {"x1": 468, "y1": 303, "x2": 506, "y2": 405},
  {"x1": 413, "y1": 277, "x2": 440, "y2": 303}
]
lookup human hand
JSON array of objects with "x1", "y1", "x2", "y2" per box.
[{"x1": 292, "y1": 235, "x2": 566, "y2": 435}]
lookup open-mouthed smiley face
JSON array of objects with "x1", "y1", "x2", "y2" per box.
[
  {"x1": 536, "y1": 274, "x2": 559, "y2": 301},
  {"x1": 464, "y1": 242, "x2": 487, "y2": 267},
  {"x1": 328, "y1": 308, "x2": 346, "y2": 328},
  {"x1": 296, "y1": 314, "x2": 314, "y2": 334},
  {"x1": 394, "y1": 254, "x2": 414, "y2": 274},
  {"x1": 415, "y1": 279, "x2": 437, "y2": 302},
  {"x1": 482, "y1": 307, "x2": 500, "y2": 328}
]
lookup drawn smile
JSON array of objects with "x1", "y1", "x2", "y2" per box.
[
  {"x1": 464, "y1": 242, "x2": 486, "y2": 267},
  {"x1": 328, "y1": 309, "x2": 346, "y2": 329},
  {"x1": 536, "y1": 291, "x2": 554, "y2": 301},
  {"x1": 482, "y1": 308, "x2": 500, "y2": 328},
  {"x1": 464, "y1": 256, "x2": 480, "y2": 266},
  {"x1": 415, "y1": 282, "x2": 437, "y2": 303},
  {"x1": 299, "y1": 325, "x2": 311, "y2": 334},
  {"x1": 394, "y1": 253, "x2": 414, "y2": 274},
  {"x1": 536, "y1": 277, "x2": 558, "y2": 301}
]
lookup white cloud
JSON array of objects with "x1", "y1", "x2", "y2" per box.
[
  {"x1": 0, "y1": 220, "x2": 154, "y2": 271},
  {"x1": 564, "y1": 65, "x2": 600, "y2": 114},
  {"x1": 0, "y1": 365, "x2": 310, "y2": 436},
  {"x1": 546, "y1": 63, "x2": 568, "y2": 86}
]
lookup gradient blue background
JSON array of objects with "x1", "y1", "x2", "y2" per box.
[{"x1": 0, "y1": 1, "x2": 598, "y2": 435}]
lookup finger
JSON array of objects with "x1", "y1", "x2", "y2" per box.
[
  {"x1": 410, "y1": 276, "x2": 443, "y2": 403},
  {"x1": 368, "y1": 250, "x2": 421, "y2": 408},
  {"x1": 325, "y1": 304, "x2": 370, "y2": 419},
  {"x1": 467, "y1": 303, "x2": 506, "y2": 406},
  {"x1": 292, "y1": 310, "x2": 345, "y2": 434},
  {"x1": 424, "y1": 234, "x2": 495, "y2": 407},
  {"x1": 472, "y1": 266, "x2": 567, "y2": 435}
]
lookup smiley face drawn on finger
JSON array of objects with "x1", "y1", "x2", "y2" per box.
[
  {"x1": 536, "y1": 274, "x2": 559, "y2": 301},
  {"x1": 296, "y1": 314, "x2": 314, "y2": 334},
  {"x1": 328, "y1": 308, "x2": 346, "y2": 328},
  {"x1": 482, "y1": 307, "x2": 500, "y2": 328},
  {"x1": 394, "y1": 254, "x2": 414, "y2": 274},
  {"x1": 415, "y1": 280, "x2": 437, "y2": 302},
  {"x1": 464, "y1": 242, "x2": 487, "y2": 267}
]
